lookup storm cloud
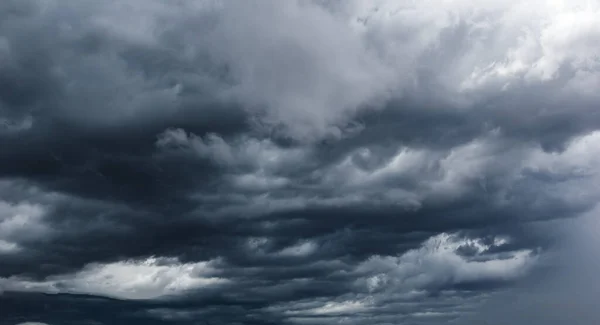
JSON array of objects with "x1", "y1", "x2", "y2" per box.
[{"x1": 1, "y1": 0, "x2": 600, "y2": 324}]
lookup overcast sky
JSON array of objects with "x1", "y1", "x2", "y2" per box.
[{"x1": 1, "y1": 1, "x2": 599, "y2": 324}]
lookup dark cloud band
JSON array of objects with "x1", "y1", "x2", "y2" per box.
[{"x1": 1, "y1": 1, "x2": 599, "y2": 324}]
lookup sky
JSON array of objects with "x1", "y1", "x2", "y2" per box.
[{"x1": 1, "y1": 0, "x2": 600, "y2": 324}]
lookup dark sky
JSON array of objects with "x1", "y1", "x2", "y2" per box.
[{"x1": 1, "y1": 1, "x2": 600, "y2": 324}]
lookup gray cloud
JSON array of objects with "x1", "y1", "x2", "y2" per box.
[
  {"x1": 1, "y1": 0, "x2": 599, "y2": 324},
  {"x1": 457, "y1": 207, "x2": 600, "y2": 325}
]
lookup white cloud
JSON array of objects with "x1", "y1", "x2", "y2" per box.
[
  {"x1": 0, "y1": 201, "x2": 48, "y2": 254},
  {"x1": 309, "y1": 300, "x2": 370, "y2": 315},
  {"x1": 292, "y1": 299, "x2": 371, "y2": 317},
  {"x1": 207, "y1": 1, "x2": 396, "y2": 142},
  {"x1": 244, "y1": 237, "x2": 319, "y2": 258},
  {"x1": 205, "y1": 0, "x2": 599, "y2": 140},
  {"x1": 349, "y1": 0, "x2": 600, "y2": 95},
  {"x1": 0, "y1": 257, "x2": 227, "y2": 300},
  {"x1": 356, "y1": 233, "x2": 535, "y2": 293},
  {"x1": 181, "y1": 128, "x2": 600, "y2": 222},
  {"x1": 262, "y1": 232, "x2": 532, "y2": 324},
  {"x1": 278, "y1": 240, "x2": 318, "y2": 258}
]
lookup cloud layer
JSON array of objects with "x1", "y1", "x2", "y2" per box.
[{"x1": 1, "y1": 0, "x2": 599, "y2": 324}]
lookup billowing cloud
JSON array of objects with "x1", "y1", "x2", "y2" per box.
[
  {"x1": 1, "y1": 257, "x2": 227, "y2": 300},
  {"x1": 1, "y1": 0, "x2": 599, "y2": 324}
]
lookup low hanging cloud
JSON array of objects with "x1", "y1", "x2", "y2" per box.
[
  {"x1": 1, "y1": 257, "x2": 227, "y2": 300},
  {"x1": 1, "y1": 0, "x2": 599, "y2": 324}
]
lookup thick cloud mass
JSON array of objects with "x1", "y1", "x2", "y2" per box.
[{"x1": 1, "y1": 1, "x2": 599, "y2": 324}]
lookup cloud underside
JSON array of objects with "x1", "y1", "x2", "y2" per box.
[{"x1": 1, "y1": 0, "x2": 599, "y2": 324}]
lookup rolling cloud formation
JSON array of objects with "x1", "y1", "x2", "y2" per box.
[{"x1": 1, "y1": 1, "x2": 600, "y2": 324}]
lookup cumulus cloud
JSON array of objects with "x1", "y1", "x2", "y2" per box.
[
  {"x1": 356, "y1": 233, "x2": 535, "y2": 293},
  {"x1": 0, "y1": 202, "x2": 47, "y2": 252},
  {"x1": 1, "y1": 0, "x2": 599, "y2": 324},
  {"x1": 1, "y1": 257, "x2": 226, "y2": 300},
  {"x1": 0, "y1": 182, "x2": 54, "y2": 258},
  {"x1": 261, "y1": 232, "x2": 536, "y2": 324}
]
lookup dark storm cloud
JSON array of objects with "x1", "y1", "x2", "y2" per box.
[{"x1": 1, "y1": 0, "x2": 600, "y2": 324}]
